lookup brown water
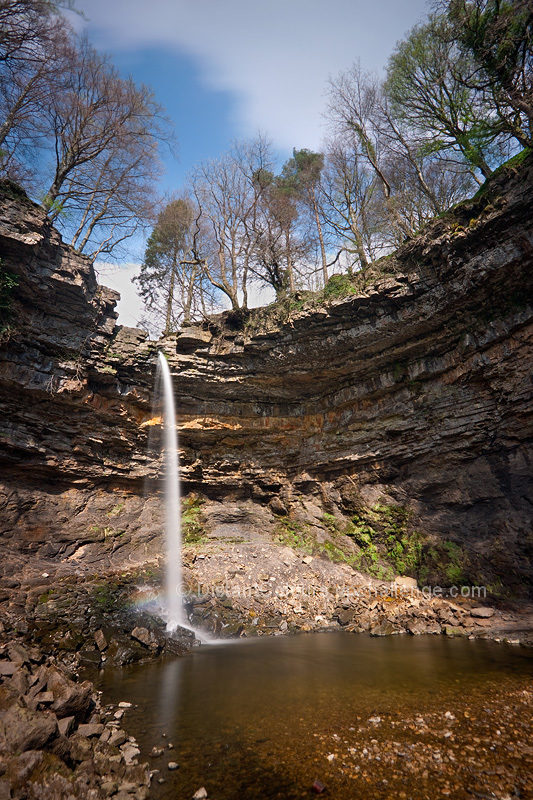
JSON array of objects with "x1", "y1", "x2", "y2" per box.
[{"x1": 96, "y1": 633, "x2": 533, "y2": 800}]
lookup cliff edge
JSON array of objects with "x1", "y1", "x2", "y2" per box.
[{"x1": 0, "y1": 155, "x2": 532, "y2": 597}]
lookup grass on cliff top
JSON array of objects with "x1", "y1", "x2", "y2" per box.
[{"x1": 242, "y1": 266, "x2": 397, "y2": 336}]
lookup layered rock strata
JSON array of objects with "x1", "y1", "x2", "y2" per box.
[{"x1": 0, "y1": 156, "x2": 532, "y2": 593}]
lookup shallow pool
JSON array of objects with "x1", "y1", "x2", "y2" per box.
[{"x1": 96, "y1": 633, "x2": 533, "y2": 799}]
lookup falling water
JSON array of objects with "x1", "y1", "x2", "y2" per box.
[{"x1": 157, "y1": 351, "x2": 185, "y2": 631}]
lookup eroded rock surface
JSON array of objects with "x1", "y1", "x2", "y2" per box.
[{"x1": 1, "y1": 158, "x2": 533, "y2": 597}]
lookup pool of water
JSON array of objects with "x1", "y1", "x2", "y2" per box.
[{"x1": 96, "y1": 633, "x2": 533, "y2": 800}]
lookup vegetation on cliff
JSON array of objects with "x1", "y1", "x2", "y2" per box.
[
  {"x1": 133, "y1": 0, "x2": 532, "y2": 332},
  {"x1": 1, "y1": 1, "x2": 531, "y2": 333}
]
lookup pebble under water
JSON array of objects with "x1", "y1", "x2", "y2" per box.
[{"x1": 96, "y1": 633, "x2": 533, "y2": 800}]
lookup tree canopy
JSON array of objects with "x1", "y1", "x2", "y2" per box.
[{"x1": 2, "y1": 0, "x2": 530, "y2": 334}]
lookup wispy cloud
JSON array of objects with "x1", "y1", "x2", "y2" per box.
[{"x1": 73, "y1": 0, "x2": 429, "y2": 151}]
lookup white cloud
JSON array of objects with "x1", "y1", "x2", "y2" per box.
[
  {"x1": 73, "y1": 0, "x2": 429, "y2": 151},
  {"x1": 96, "y1": 262, "x2": 146, "y2": 329},
  {"x1": 95, "y1": 261, "x2": 274, "y2": 329}
]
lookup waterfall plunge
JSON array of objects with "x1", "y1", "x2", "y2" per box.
[{"x1": 157, "y1": 352, "x2": 185, "y2": 631}]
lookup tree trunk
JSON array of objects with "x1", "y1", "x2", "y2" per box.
[
  {"x1": 285, "y1": 229, "x2": 295, "y2": 293},
  {"x1": 164, "y1": 258, "x2": 177, "y2": 335},
  {"x1": 349, "y1": 209, "x2": 369, "y2": 270},
  {"x1": 311, "y1": 189, "x2": 328, "y2": 285},
  {"x1": 183, "y1": 262, "x2": 197, "y2": 326}
]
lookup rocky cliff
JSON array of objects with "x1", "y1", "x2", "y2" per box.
[{"x1": 1, "y1": 155, "x2": 532, "y2": 596}]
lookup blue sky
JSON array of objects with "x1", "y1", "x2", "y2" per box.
[{"x1": 67, "y1": 0, "x2": 430, "y2": 325}]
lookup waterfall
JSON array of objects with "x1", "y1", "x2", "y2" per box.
[{"x1": 157, "y1": 351, "x2": 185, "y2": 631}]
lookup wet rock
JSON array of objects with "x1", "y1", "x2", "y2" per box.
[
  {"x1": 335, "y1": 608, "x2": 354, "y2": 626},
  {"x1": 94, "y1": 629, "x2": 108, "y2": 651},
  {"x1": 121, "y1": 743, "x2": 140, "y2": 764},
  {"x1": 221, "y1": 622, "x2": 244, "y2": 637},
  {"x1": 370, "y1": 621, "x2": 395, "y2": 637},
  {"x1": 106, "y1": 638, "x2": 147, "y2": 667},
  {"x1": 167, "y1": 761, "x2": 179, "y2": 770},
  {"x1": 193, "y1": 788, "x2": 208, "y2": 800},
  {"x1": 408, "y1": 621, "x2": 428, "y2": 635},
  {"x1": 445, "y1": 626, "x2": 466, "y2": 637},
  {"x1": 131, "y1": 625, "x2": 161, "y2": 650},
  {"x1": 108, "y1": 730, "x2": 127, "y2": 748},
  {"x1": 77, "y1": 649, "x2": 102, "y2": 668}
]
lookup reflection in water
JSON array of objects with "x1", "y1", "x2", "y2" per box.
[
  {"x1": 97, "y1": 633, "x2": 533, "y2": 800},
  {"x1": 157, "y1": 658, "x2": 181, "y2": 735}
]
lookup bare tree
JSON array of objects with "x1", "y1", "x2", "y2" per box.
[
  {"x1": 326, "y1": 64, "x2": 414, "y2": 242},
  {"x1": 0, "y1": 0, "x2": 75, "y2": 65},
  {"x1": 55, "y1": 116, "x2": 163, "y2": 260},
  {"x1": 320, "y1": 138, "x2": 381, "y2": 272},
  {"x1": 0, "y1": 1, "x2": 73, "y2": 179},
  {"x1": 42, "y1": 38, "x2": 166, "y2": 210},
  {"x1": 35, "y1": 36, "x2": 170, "y2": 258},
  {"x1": 190, "y1": 136, "x2": 274, "y2": 311},
  {"x1": 324, "y1": 60, "x2": 480, "y2": 257}
]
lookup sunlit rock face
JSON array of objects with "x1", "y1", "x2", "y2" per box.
[
  {"x1": 0, "y1": 157, "x2": 532, "y2": 591},
  {"x1": 169, "y1": 159, "x2": 533, "y2": 593}
]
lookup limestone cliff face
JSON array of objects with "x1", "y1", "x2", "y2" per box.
[
  {"x1": 170, "y1": 158, "x2": 533, "y2": 593},
  {"x1": 0, "y1": 183, "x2": 158, "y2": 570},
  {"x1": 0, "y1": 158, "x2": 532, "y2": 592}
]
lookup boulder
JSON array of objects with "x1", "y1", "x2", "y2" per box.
[
  {"x1": 370, "y1": 621, "x2": 395, "y2": 637},
  {"x1": 470, "y1": 607, "x2": 495, "y2": 618},
  {"x1": 395, "y1": 576, "x2": 418, "y2": 591},
  {"x1": 0, "y1": 703, "x2": 58, "y2": 753},
  {"x1": 47, "y1": 668, "x2": 93, "y2": 721}
]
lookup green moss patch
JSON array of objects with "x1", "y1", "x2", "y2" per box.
[{"x1": 182, "y1": 494, "x2": 206, "y2": 544}]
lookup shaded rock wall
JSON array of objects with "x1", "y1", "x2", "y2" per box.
[
  {"x1": 0, "y1": 184, "x2": 158, "y2": 569},
  {"x1": 0, "y1": 158, "x2": 532, "y2": 591}
]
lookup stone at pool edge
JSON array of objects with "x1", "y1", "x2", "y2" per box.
[{"x1": 370, "y1": 621, "x2": 396, "y2": 637}]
